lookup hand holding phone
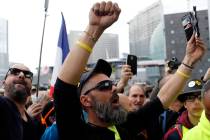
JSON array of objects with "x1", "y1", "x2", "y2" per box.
[{"x1": 126, "y1": 54, "x2": 137, "y2": 75}]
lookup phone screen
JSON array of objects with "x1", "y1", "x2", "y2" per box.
[{"x1": 127, "y1": 54, "x2": 137, "y2": 75}]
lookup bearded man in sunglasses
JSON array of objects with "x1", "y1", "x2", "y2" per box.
[
  {"x1": 53, "y1": 1, "x2": 206, "y2": 140},
  {"x1": 0, "y1": 63, "x2": 43, "y2": 140}
]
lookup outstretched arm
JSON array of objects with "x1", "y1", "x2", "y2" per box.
[
  {"x1": 157, "y1": 34, "x2": 206, "y2": 109},
  {"x1": 58, "y1": 1, "x2": 121, "y2": 85},
  {"x1": 54, "y1": 2, "x2": 121, "y2": 139}
]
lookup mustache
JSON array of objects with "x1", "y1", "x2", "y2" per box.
[
  {"x1": 13, "y1": 80, "x2": 31, "y2": 96},
  {"x1": 13, "y1": 80, "x2": 27, "y2": 86}
]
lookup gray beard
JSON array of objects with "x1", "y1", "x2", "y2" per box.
[
  {"x1": 4, "y1": 83, "x2": 28, "y2": 104},
  {"x1": 91, "y1": 96, "x2": 128, "y2": 125}
]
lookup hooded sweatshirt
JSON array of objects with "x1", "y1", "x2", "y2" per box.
[{"x1": 163, "y1": 110, "x2": 194, "y2": 140}]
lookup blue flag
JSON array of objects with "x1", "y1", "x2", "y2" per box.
[{"x1": 57, "y1": 13, "x2": 70, "y2": 63}]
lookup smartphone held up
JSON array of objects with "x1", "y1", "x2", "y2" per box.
[
  {"x1": 181, "y1": 6, "x2": 200, "y2": 41},
  {"x1": 126, "y1": 54, "x2": 137, "y2": 75}
]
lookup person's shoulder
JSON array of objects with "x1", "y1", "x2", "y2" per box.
[
  {"x1": 0, "y1": 96, "x2": 13, "y2": 106},
  {"x1": 54, "y1": 78, "x2": 77, "y2": 94},
  {"x1": 144, "y1": 97, "x2": 164, "y2": 110},
  {"x1": 0, "y1": 96, "x2": 7, "y2": 101},
  {"x1": 0, "y1": 96, "x2": 7, "y2": 108},
  {"x1": 0, "y1": 96, "x2": 20, "y2": 118},
  {"x1": 151, "y1": 96, "x2": 162, "y2": 103},
  {"x1": 131, "y1": 97, "x2": 164, "y2": 118},
  {"x1": 55, "y1": 78, "x2": 77, "y2": 88},
  {"x1": 164, "y1": 124, "x2": 182, "y2": 140},
  {"x1": 0, "y1": 96, "x2": 4, "y2": 102}
]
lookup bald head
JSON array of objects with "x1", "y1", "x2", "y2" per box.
[
  {"x1": 11, "y1": 63, "x2": 31, "y2": 71},
  {"x1": 7, "y1": 63, "x2": 33, "y2": 80}
]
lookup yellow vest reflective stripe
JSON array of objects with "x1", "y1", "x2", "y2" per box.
[{"x1": 108, "y1": 125, "x2": 121, "y2": 140}]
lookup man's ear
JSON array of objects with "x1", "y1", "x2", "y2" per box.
[{"x1": 80, "y1": 95, "x2": 92, "y2": 108}]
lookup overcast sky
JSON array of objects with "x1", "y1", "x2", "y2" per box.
[{"x1": 0, "y1": 0, "x2": 208, "y2": 72}]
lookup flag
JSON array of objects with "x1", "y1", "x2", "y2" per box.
[{"x1": 49, "y1": 13, "x2": 70, "y2": 97}]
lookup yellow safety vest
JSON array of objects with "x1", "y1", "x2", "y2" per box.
[{"x1": 182, "y1": 125, "x2": 189, "y2": 137}]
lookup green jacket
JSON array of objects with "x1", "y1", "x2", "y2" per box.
[{"x1": 183, "y1": 111, "x2": 210, "y2": 140}]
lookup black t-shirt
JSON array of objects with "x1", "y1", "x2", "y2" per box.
[
  {"x1": 0, "y1": 97, "x2": 23, "y2": 140},
  {"x1": 22, "y1": 113, "x2": 44, "y2": 140},
  {"x1": 122, "y1": 98, "x2": 164, "y2": 140},
  {"x1": 0, "y1": 96, "x2": 43, "y2": 140}
]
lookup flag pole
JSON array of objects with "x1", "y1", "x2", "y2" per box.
[{"x1": 36, "y1": 0, "x2": 49, "y2": 97}]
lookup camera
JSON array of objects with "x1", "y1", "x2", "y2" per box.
[
  {"x1": 167, "y1": 57, "x2": 181, "y2": 70},
  {"x1": 181, "y1": 6, "x2": 200, "y2": 41}
]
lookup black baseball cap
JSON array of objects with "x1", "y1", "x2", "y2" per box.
[
  {"x1": 78, "y1": 59, "x2": 112, "y2": 95},
  {"x1": 178, "y1": 79, "x2": 203, "y2": 102}
]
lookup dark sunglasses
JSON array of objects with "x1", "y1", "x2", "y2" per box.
[
  {"x1": 83, "y1": 80, "x2": 114, "y2": 95},
  {"x1": 6, "y1": 68, "x2": 33, "y2": 80},
  {"x1": 186, "y1": 94, "x2": 202, "y2": 102}
]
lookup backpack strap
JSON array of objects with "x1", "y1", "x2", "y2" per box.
[
  {"x1": 164, "y1": 124, "x2": 183, "y2": 140},
  {"x1": 174, "y1": 124, "x2": 183, "y2": 138},
  {"x1": 161, "y1": 111, "x2": 167, "y2": 134}
]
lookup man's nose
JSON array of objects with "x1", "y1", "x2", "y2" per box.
[
  {"x1": 194, "y1": 97, "x2": 201, "y2": 103},
  {"x1": 18, "y1": 71, "x2": 25, "y2": 79},
  {"x1": 136, "y1": 97, "x2": 141, "y2": 102}
]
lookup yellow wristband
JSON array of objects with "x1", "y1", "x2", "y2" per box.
[
  {"x1": 76, "y1": 41, "x2": 92, "y2": 53},
  {"x1": 176, "y1": 70, "x2": 190, "y2": 79}
]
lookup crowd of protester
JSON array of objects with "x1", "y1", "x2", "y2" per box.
[{"x1": 0, "y1": 1, "x2": 210, "y2": 140}]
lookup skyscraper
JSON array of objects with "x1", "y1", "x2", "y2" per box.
[
  {"x1": 128, "y1": 1, "x2": 164, "y2": 59},
  {"x1": 0, "y1": 18, "x2": 8, "y2": 80},
  {"x1": 128, "y1": 0, "x2": 209, "y2": 81},
  {"x1": 69, "y1": 31, "x2": 119, "y2": 63}
]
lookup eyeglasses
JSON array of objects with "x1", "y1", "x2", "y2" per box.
[
  {"x1": 83, "y1": 80, "x2": 114, "y2": 95},
  {"x1": 6, "y1": 68, "x2": 33, "y2": 80},
  {"x1": 186, "y1": 94, "x2": 202, "y2": 102}
]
